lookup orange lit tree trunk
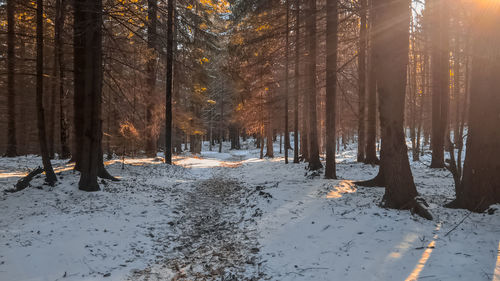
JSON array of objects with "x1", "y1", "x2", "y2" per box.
[
  {"x1": 449, "y1": 4, "x2": 500, "y2": 212},
  {"x1": 357, "y1": 0, "x2": 367, "y2": 163},
  {"x1": 372, "y1": 0, "x2": 431, "y2": 219}
]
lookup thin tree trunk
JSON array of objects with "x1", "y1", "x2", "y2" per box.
[
  {"x1": 357, "y1": 0, "x2": 367, "y2": 163},
  {"x1": 325, "y1": 0, "x2": 338, "y2": 179},
  {"x1": 293, "y1": 0, "x2": 300, "y2": 164},
  {"x1": 6, "y1": 0, "x2": 17, "y2": 157},
  {"x1": 284, "y1": 0, "x2": 290, "y2": 164},
  {"x1": 36, "y1": 0, "x2": 57, "y2": 185},
  {"x1": 165, "y1": 0, "x2": 175, "y2": 164},
  {"x1": 146, "y1": 0, "x2": 158, "y2": 157}
]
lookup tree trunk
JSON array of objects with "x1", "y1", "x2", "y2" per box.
[
  {"x1": 74, "y1": 0, "x2": 104, "y2": 191},
  {"x1": 357, "y1": 0, "x2": 367, "y2": 163},
  {"x1": 165, "y1": 0, "x2": 175, "y2": 164},
  {"x1": 293, "y1": 0, "x2": 300, "y2": 164},
  {"x1": 324, "y1": 0, "x2": 338, "y2": 179},
  {"x1": 6, "y1": 0, "x2": 17, "y2": 157},
  {"x1": 284, "y1": 0, "x2": 290, "y2": 164},
  {"x1": 305, "y1": 0, "x2": 322, "y2": 171},
  {"x1": 364, "y1": 0, "x2": 379, "y2": 165},
  {"x1": 372, "y1": 0, "x2": 431, "y2": 220},
  {"x1": 449, "y1": 4, "x2": 500, "y2": 212},
  {"x1": 55, "y1": 0, "x2": 70, "y2": 159},
  {"x1": 36, "y1": 0, "x2": 57, "y2": 185},
  {"x1": 145, "y1": 0, "x2": 158, "y2": 157},
  {"x1": 430, "y1": 0, "x2": 449, "y2": 168}
]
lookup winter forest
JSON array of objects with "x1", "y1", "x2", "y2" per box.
[{"x1": 0, "y1": 0, "x2": 499, "y2": 280}]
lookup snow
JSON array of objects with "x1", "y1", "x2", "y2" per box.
[{"x1": 0, "y1": 140, "x2": 499, "y2": 281}]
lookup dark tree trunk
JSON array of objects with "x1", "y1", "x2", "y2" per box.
[
  {"x1": 364, "y1": 0, "x2": 379, "y2": 165},
  {"x1": 284, "y1": 0, "x2": 290, "y2": 164},
  {"x1": 74, "y1": 0, "x2": 105, "y2": 191},
  {"x1": 265, "y1": 91, "x2": 274, "y2": 158},
  {"x1": 324, "y1": 0, "x2": 338, "y2": 179},
  {"x1": 357, "y1": 0, "x2": 367, "y2": 163},
  {"x1": 55, "y1": 0, "x2": 70, "y2": 159},
  {"x1": 36, "y1": 0, "x2": 57, "y2": 185},
  {"x1": 6, "y1": 0, "x2": 17, "y2": 157},
  {"x1": 372, "y1": 0, "x2": 431, "y2": 220},
  {"x1": 219, "y1": 95, "x2": 224, "y2": 153},
  {"x1": 449, "y1": 5, "x2": 500, "y2": 212},
  {"x1": 165, "y1": 0, "x2": 175, "y2": 164},
  {"x1": 145, "y1": 0, "x2": 158, "y2": 157},
  {"x1": 430, "y1": 0, "x2": 449, "y2": 168},
  {"x1": 293, "y1": 0, "x2": 300, "y2": 164},
  {"x1": 305, "y1": 0, "x2": 322, "y2": 171}
]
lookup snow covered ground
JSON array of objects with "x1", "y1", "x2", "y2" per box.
[{"x1": 0, "y1": 140, "x2": 499, "y2": 281}]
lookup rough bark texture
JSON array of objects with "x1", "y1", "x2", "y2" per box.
[
  {"x1": 324, "y1": 0, "x2": 338, "y2": 179},
  {"x1": 305, "y1": 0, "x2": 322, "y2": 171},
  {"x1": 450, "y1": 4, "x2": 500, "y2": 212},
  {"x1": 6, "y1": 0, "x2": 17, "y2": 157},
  {"x1": 36, "y1": 0, "x2": 57, "y2": 185},
  {"x1": 357, "y1": 0, "x2": 367, "y2": 163},
  {"x1": 372, "y1": 0, "x2": 431, "y2": 220},
  {"x1": 165, "y1": 0, "x2": 175, "y2": 164},
  {"x1": 430, "y1": 0, "x2": 449, "y2": 168}
]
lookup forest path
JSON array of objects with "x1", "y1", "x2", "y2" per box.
[{"x1": 130, "y1": 156, "x2": 266, "y2": 280}]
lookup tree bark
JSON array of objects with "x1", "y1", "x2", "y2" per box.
[
  {"x1": 293, "y1": 0, "x2": 300, "y2": 164},
  {"x1": 6, "y1": 0, "x2": 17, "y2": 157},
  {"x1": 146, "y1": 0, "x2": 158, "y2": 157},
  {"x1": 372, "y1": 0, "x2": 431, "y2": 219},
  {"x1": 36, "y1": 0, "x2": 57, "y2": 185},
  {"x1": 357, "y1": 0, "x2": 367, "y2": 163},
  {"x1": 324, "y1": 0, "x2": 338, "y2": 179},
  {"x1": 284, "y1": 0, "x2": 290, "y2": 164},
  {"x1": 305, "y1": 0, "x2": 322, "y2": 171},
  {"x1": 430, "y1": 0, "x2": 449, "y2": 168},
  {"x1": 364, "y1": 0, "x2": 379, "y2": 165},
  {"x1": 449, "y1": 4, "x2": 500, "y2": 212},
  {"x1": 165, "y1": 0, "x2": 175, "y2": 164}
]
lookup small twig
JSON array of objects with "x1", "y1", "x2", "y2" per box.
[{"x1": 444, "y1": 211, "x2": 472, "y2": 237}]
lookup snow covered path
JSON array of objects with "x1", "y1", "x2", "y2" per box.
[{"x1": 1, "y1": 143, "x2": 500, "y2": 281}]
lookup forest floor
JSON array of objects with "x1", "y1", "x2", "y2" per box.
[{"x1": 0, "y1": 140, "x2": 499, "y2": 281}]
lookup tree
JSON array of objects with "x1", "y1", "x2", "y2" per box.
[
  {"x1": 364, "y1": 0, "x2": 379, "y2": 165},
  {"x1": 357, "y1": 0, "x2": 367, "y2": 163},
  {"x1": 145, "y1": 0, "x2": 158, "y2": 157},
  {"x1": 324, "y1": 0, "x2": 338, "y2": 179},
  {"x1": 305, "y1": 0, "x2": 322, "y2": 171},
  {"x1": 293, "y1": 0, "x2": 300, "y2": 164},
  {"x1": 36, "y1": 0, "x2": 57, "y2": 185},
  {"x1": 284, "y1": 0, "x2": 290, "y2": 164},
  {"x1": 165, "y1": 0, "x2": 175, "y2": 164},
  {"x1": 372, "y1": 0, "x2": 431, "y2": 219},
  {"x1": 6, "y1": 0, "x2": 17, "y2": 157},
  {"x1": 448, "y1": 2, "x2": 500, "y2": 212},
  {"x1": 74, "y1": 0, "x2": 105, "y2": 191},
  {"x1": 430, "y1": 0, "x2": 449, "y2": 168}
]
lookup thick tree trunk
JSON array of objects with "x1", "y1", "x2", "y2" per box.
[
  {"x1": 36, "y1": 0, "x2": 57, "y2": 185},
  {"x1": 449, "y1": 5, "x2": 500, "y2": 212},
  {"x1": 305, "y1": 0, "x2": 322, "y2": 171},
  {"x1": 430, "y1": 0, "x2": 449, "y2": 168},
  {"x1": 74, "y1": 0, "x2": 104, "y2": 191},
  {"x1": 324, "y1": 0, "x2": 338, "y2": 179},
  {"x1": 357, "y1": 0, "x2": 367, "y2": 163},
  {"x1": 165, "y1": 0, "x2": 175, "y2": 164},
  {"x1": 145, "y1": 0, "x2": 158, "y2": 157},
  {"x1": 6, "y1": 0, "x2": 17, "y2": 157},
  {"x1": 293, "y1": 0, "x2": 300, "y2": 164},
  {"x1": 372, "y1": 0, "x2": 431, "y2": 220}
]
